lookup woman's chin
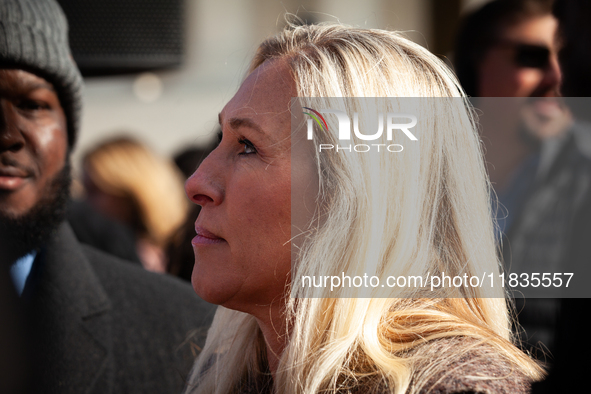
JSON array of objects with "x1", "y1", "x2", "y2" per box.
[
  {"x1": 191, "y1": 276, "x2": 223, "y2": 305},
  {"x1": 190, "y1": 271, "x2": 238, "y2": 307}
]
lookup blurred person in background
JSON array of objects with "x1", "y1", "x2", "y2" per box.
[
  {"x1": 174, "y1": 144, "x2": 216, "y2": 179},
  {"x1": 454, "y1": 0, "x2": 568, "y2": 204},
  {"x1": 82, "y1": 136, "x2": 189, "y2": 272},
  {"x1": 0, "y1": 1, "x2": 215, "y2": 392},
  {"x1": 531, "y1": 0, "x2": 591, "y2": 392},
  {"x1": 455, "y1": 0, "x2": 560, "y2": 99},
  {"x1": 455, "y1": 0, "x2": 589, "y2": 361}
]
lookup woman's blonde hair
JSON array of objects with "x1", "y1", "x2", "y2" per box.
[
  {"x1": 83, "y1": 137, "x2": 189, "y2": 248},
  {"x1": 188, "y1": 23, "x2": 543, "y2": 393}
]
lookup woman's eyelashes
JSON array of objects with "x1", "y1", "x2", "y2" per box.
[
  {"x1": 238, "y1": 138, "x2": 257, "y2": 155},
  {"x1": 217, "y1": 130, "x2": 257, "y2": 155}
]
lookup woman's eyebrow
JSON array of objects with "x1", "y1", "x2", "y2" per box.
[
  {"x1": 219, "y1": 112, "x2": 264, "y2": 136},
  {"x1": 228, "y1": 117, "x2": 263, "y2": 135}
]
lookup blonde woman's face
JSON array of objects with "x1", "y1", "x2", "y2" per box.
[{"x1": 185, "y1": 60, "x2": 318, "y2": 315}]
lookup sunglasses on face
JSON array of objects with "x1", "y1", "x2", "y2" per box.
[{"x1": 495, "y1": 40, "x2": 552, "y2": 69}]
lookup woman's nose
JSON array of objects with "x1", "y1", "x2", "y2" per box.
[{"x1": 185, "y1": 151, "x2": 224, "y2": 207}]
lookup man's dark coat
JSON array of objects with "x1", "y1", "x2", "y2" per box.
[{"x1": 23, "y1": 222, "x2": 215, "y2": 394}]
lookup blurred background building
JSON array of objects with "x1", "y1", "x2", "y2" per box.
[{"x1": 58, "y1": 0, "x2": 489, "y2": 170}]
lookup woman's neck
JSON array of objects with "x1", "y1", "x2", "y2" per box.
[{"x1": 252, "y1": 302, "x2": 289, "y2": 380}]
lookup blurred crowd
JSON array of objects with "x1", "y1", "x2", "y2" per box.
[{"x1": 67, "y1": 136, "x2": 216, "y2": 282}]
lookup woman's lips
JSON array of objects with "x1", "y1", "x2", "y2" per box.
[{"x1": 192, "y1": 225, "x2": 225, "y2": 246}]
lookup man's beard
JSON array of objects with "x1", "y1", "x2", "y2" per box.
[{"x1": 0, "y1": 160, "x2": 71, "y2": 265}]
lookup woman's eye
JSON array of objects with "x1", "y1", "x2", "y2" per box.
[{"x1": 239, "y1": 139, "x2": 257, "y2": 155}]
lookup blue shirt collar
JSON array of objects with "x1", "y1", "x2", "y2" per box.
[{"x1": 10, "y1": 251, "x2": 37, "y2": 296}]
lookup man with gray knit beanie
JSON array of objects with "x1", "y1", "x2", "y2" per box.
[{"x1": 0, "y1": 1, "x2": 214, "y2": 393}]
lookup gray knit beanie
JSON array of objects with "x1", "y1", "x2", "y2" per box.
[{"x1": 0, "y1": 0, "x2": 83, "y2": 147}]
